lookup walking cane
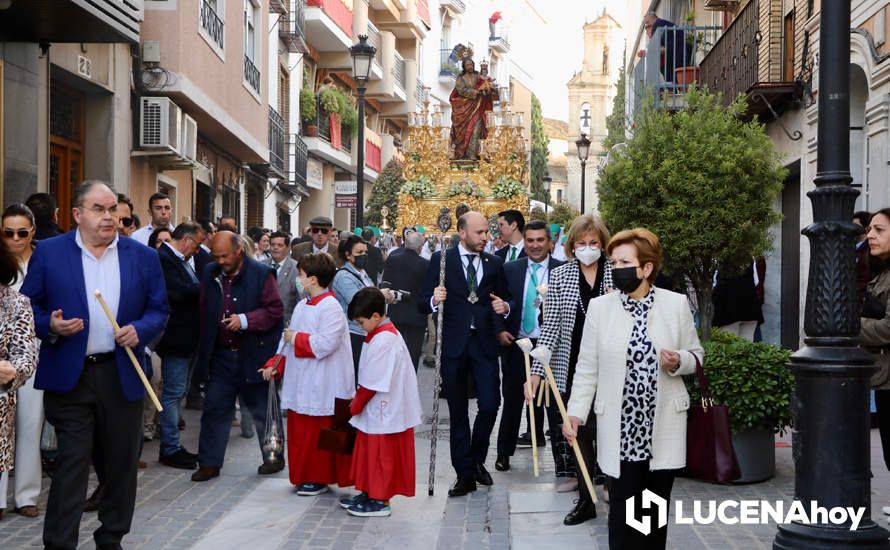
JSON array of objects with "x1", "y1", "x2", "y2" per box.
[
  {"x1": 514, "y1": 338, "x2": 539, "y2": 477},
  {"x1": 93, "y1": 290, "x2": 163, "y2": 412},
  {"x1": 529, "y1": 347, "x2": 597, "y2": 503},
  {"x1": 428, "y1": 208, "x2": 452, "y2": 496}
]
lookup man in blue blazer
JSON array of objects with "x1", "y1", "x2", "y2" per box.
[
  {"x1": 420, "y1": 211, "x2": 511, "y2": 497},
  {"x1": 494, "y1": 220, "x2": 564, "y2": 473},
  {"x1": 21, "y1": 181, "x2": 168, "y2": 550}
]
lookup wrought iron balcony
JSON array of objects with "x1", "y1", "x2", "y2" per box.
[
  {"x1": 269, "y1": 107, "x2": 287, "y2": 177},
  {"x1": 366, "y1": 20, "x2": 382, "y2": 52},
  {"x1": 289, "y1": 134, "x2": 308, "y2": 192},
  {"x1": 270, "y1": 0, "x2": 287, "y2": 15},
  {"x1": 439, "y1": 48, "x2": 459, "y2": 80},
  {"x1": 440, "y1": 0, "x2": 465, "y2": 14},
  {"x1": 489, "y1": 35, "x2": 510, "y2": 54},
  {"x1": 393, "y1": 52, "x2": 406, "y2": 91},
  {"x1": 699, "y1": 0, "x2": 801, "y2": 120},
  {"x1": 244, "y1": 55, "x2": 261, "y2": 93},
  {"x1": 629, "y1": 24, "x2": 721, "y2": 114},
  {"x1": 200, "y1": 0, "x2": 224, "y2": 49},
  {"x1": 279, "y1": 0, "x2": 307, "y2": 53}
]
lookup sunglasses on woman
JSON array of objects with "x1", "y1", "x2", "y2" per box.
[{"x1": 3, "y1": 228, "x2": 31, "y2": 239}]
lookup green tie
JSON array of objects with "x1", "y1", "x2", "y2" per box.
[
  {"x1": 509, "y1": 246, "x2": 517, "y2": 261},
  {"x1": 466, "y1": 254, "x2": 477, "y2": 293},
  {"x1": 522, "y1": 263, "x2": 541, "y2": 334}
]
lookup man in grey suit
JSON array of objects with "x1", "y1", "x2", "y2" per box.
[{"x1": 266, "y1": 231, "x2": 302, "y2": 325}]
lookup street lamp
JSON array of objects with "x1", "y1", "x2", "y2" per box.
[
  {"x1": 350, "y1": 34, "x2": 376, "y2": 229},
  {"x1": 575, "y1": 134, "x2": 590, "y2": 213},
  {"x1": 542, "y1": 174, "x2": 552, "y2": 221},
  {"x1": 773, "y1": 0, "x2": 890, "y2": 547}
]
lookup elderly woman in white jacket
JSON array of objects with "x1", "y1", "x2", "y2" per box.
[{"x1": 564, "y1": 228, "x2": 702, "y2": 550}]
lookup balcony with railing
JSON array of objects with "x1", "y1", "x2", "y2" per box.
[
  {"x1": 300, "y1": 95, "x2": 352, "y2": 169},
  {"x1": 393, "y1": 52, "x2": 406, "y2": 91},
  {"x1": 440, "y1": 0, "x2": 465, "y2": 15},
  {"x1": 415, "y1": 79, "x2": 426, "y2": 105},
  {"x1": 244, "y1": 56, "x2": 261, "y2": 93},
  {"x1": 699, "y1": 0, "x2": 800, "y2": 120},
  {"x1": 367, "y1": 20, "x2": 382, "y2": 51},
  {"x1": 289, "y1": 134, "x2": 309, "y2": 192},
  {"x1": 439, "y1": 47, "x2": 459, "y2": 82},
  {"x1": 630, "y1": 25, "x2": 721, "y2": 114},
  {"x1": 269, "y1": 107, "x2": 287, "y2": 177},
  {"x1": 200, "y1": 0, "x2": 224, "y2": 49},
  {"x1": 280, "y1": 0, "x2": 308, "y2": 53}
]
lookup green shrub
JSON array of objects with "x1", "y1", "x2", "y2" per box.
[{"x1": 299, "y1": 87, "x2": 316, "y2": 121}]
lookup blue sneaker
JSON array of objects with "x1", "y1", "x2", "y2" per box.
[
  {"x1": 296, "y1": 482, "x2": 329, "y2": 496},
  {"x1": 347, "y1": 498, "x2": 391, "y2": 517},
  {"x1": 339, "y1": 492, "x2": 368, "y2": 509}
]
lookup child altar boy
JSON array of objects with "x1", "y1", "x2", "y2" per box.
[{"x1": 338, "y1": 288, "x2": 423, "y2": 517}]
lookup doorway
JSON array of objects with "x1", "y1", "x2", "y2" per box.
[
  {"x1": 49, "y1": 85, "x2": 85, "y2": 230},
  {"x1": 780, "y1": 161, "x2": 801, "y2": 350}
]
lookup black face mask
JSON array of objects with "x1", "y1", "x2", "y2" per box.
[
  {"x1": 612, "y1": 266, "x2": 644, "y2": 294},
  {"x1": 354, "y1": 254, "x2": 368, "y2": 269}
]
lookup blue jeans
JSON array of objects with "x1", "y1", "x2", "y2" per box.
[{"x1": 159, "y1": 354, "x2": 192, "y2": 456}]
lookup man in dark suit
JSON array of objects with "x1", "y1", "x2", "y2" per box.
[
  {"x1": 494, "y1": 209, "x2": 526, "y2": 262},
  {"x1": 156, "y1": 222, "x2": 205, "y2": 469},
  {"x1": 362, "y1": 227, "x2": 385, "y2": 284},
  {"x1": 494, "y1": 220, "x2": 564, "y2": 472},
  {"x1": 265, "y1": 230, "x2": 301, "y2": 325},
  {"x1": 192, "y1": 231, "x2": 284, "y2": 482},
  {"x1": 382, "y1": 231, "x2": 429, "y2": 369},
  {"x1": 420, "y1": 211, "x2": 511, "y2": 497},
  {"x1": 21, "y1": 181, "x2": 168, "y2": 549}
]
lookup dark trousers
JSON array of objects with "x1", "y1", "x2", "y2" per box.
[
  {"x1": 607, "y1": 460, "x2": 676, "y2": 550},
  {"x1": 43, "y1": 358, "x2": 143, "y2": 549},
  {"x1": 197, "y1": 348, "x2": 276, "y2": 468},
  {"x1": 394, "y1": 322, "x2": 425, "y2": 370},
  {"x1": 442, "y1": 332, "x2": 500, "y2": 478},
  {"x1": 876, "y1": 389, "x2": 890, "y2": 470}
]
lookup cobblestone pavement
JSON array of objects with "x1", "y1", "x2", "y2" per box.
[{"x1": 3, "y1": 361, "x2": 889, "y2": 549}]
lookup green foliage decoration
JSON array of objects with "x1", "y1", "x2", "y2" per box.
[
  {"x1": 318, "y1": 86, "x2": 340, "y2": 114},
  {"x1": 400, "y1": 175, "x2": 435, "y2": 198},
  {"x1": 299, "y1": 87, "x2": 317, "y2": 122},
  {"x1": 548, "y1": 202, "x2": 580, "y2": 228},
  {"x1": 597, "y1": 87, "x2": 785, "y2": 341},
  {"x1": 685, "y1": 330, "x2": 793, "y2": 434},
  {"x1": 491, "y1": 176, "x2": 526, "y2": 199},
  {"x1": 364, "y1": 160, "x2": 404, "y2": 226},
  {"x1": 446, "y1": 180, "x2": 485, "y2": 198}
]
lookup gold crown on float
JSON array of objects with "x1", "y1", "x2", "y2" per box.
[
  {"x1": 455, "y1": 44, "x2": 474, "y2": 61},
  {"x1": 480, "y1": 59, "x2": 489, "y2": 70}
]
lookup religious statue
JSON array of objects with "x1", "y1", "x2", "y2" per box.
[
  {"x1": 602, "y1": 44, "x2": 609, "y2": 75},
  {"x1": 449, "y1": 47, "x2": 496, "y2": 160}
]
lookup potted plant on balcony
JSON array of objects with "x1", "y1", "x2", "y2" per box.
[
  {"x1": 337, "y1": 92, "x2": 359, "y2": 144},
  {"x1": 674, "y1": 12, "x2": 705, "y2": 86},
  {"x1": 300, "y1": 87, "x2": 318, "y2": 137},
  {"x1": 684, "y1": 329, "x2": 794, "y2": 483}
]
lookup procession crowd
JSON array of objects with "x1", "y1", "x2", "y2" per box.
[{"x1": 1, "y1": 181, "x2": 889, "y2": 550}]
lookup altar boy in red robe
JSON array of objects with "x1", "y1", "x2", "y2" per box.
[{"x1": 338, "y1": 288, "x2": 423, "y2": 517}]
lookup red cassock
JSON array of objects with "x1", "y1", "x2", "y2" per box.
[
  {"x1": 286, "y1": 411, "x2": 354, "y2": 487},
  {"x1": 351, "y1": 429, "x2": 416, "y2": 501}
]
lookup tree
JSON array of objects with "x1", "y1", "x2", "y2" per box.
[
  {"x1": 363, "y1": 159, "x2": 403, "y2": 228},
  {"x1": 549, "y1": 201, "x2": 580, "y2": 228},
  {"x1": 529, "y1": 205, "x2": 546, "y2": 221},
  {"x1": 529, "y1": 94, "x2": 550, "y2": 203},
  {"x1": 597, "y1": 88, "x2": 785, "y2": 341},
  {"x1": 602, "y1": 58, "x2": 627, "y2": 151}
]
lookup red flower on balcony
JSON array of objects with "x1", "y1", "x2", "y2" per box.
[{"x1": 489, "y1": 11, "x2": 502, "y2": 23}]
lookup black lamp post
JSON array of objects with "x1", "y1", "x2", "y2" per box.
[
  {"x1": 575, "y1": 134, "x2": 590, "y2": 213},
  {"x1": 773, "y1": 1, "x2": 890, "y2": 548},
  {"x1": 542, "y1": 174, "x2": 552, "y2": 221},
  {"x1": 350, "y1": 34, "x2": 376, "y2": 229}
]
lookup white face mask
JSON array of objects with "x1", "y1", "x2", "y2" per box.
[{"x1": 574, "y1": 246, "x2": 601, "y2": 266}]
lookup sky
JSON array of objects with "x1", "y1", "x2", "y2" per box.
[{"x1": 515, "y1": 0, "x2": 634, "y2": 121}]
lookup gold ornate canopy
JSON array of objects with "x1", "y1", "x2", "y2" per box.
[{"x1": 396, "y1": 88, "x2": 529, "y2": 231}]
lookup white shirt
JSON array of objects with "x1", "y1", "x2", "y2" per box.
[
  {"x1": 519, "y1": 256, "x2": 550, "y2": 339},
  {"x1": 75, "y1": 229, "x2": 121, "y2": 355},
  {"x1": 130, "y1": 222, "x2": 174, "y2": 247},
  {"x1": 552, "y1": 239, "x2": 568, "y2": 262},
  {"x1": 503, "y1": 239, "x2": 524, "y2": 262},
  {"x1": 279, "y1": 292, "x2": 355, "y2": 416},
  {"x1": 349, "y1": 323, "x2": 423, "y2": 434},
  {"x1": 164, "y1": 242, "x2": 199, "y2": 282},
  {"x1": 312, "y1": 243, "x2": 331, "y2": 255}
]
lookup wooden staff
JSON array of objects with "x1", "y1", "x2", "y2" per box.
[
  {"x1": 536, "y1": 378, "x2": 546, "y2": 407},
  {"x1": 428, "y1": 208, "x2": 452, "y2": 496},
  {"x1": 515, "y1": 338, "x2": 539, "y2": 477},
  {"x1": 94, "y1": 290, "x2": 162, "y2": 412},
  {"x1": 532, "y1": 352, "x2": 597, "y2": 503}
]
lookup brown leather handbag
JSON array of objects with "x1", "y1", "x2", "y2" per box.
[
  {"x1": 684, "y1": 354, "x2": 741, "y2": 483},
  {"x1": 317, "y1": 398, "x2": 356, "y2": 455}
]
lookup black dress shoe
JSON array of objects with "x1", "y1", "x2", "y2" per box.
[
  {"x1": 191, "y1": 466, "x2": 220, "y2": 482},
  {"x1": 495, "y1": 455, "x2": 510, "y2": 472},
  {"x1": 84, "y1": 484, "x2": 104, "y2": 512},
  {"x1": 563, "y1": 497, "x2": 597, "y2": 525},
  {"x1": 159, "y1": 448, "x2": 198, "y2": 470},
  {"x1": 97, "y1": 543, "x2": 123, "y2": 550},
  {"x1": 475, "y1": 463, "x2": 493, "y2": 486},
  {"x1": 516, "y1": 432, "x2": 546, "y2": 448},
  {"x1": 258, "y1": 458, "x2": 285, "y2": 475},
  {"x1": 448, "y1": 477, "x2": 477, "y2": 497}
]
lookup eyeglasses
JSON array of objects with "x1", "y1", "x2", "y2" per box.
[
  {"x1": 120, "y1": 217, "x2": 134, "y2": 227},
  {"x1": 310, "y1": 227, "x2": 330, "y2": 234},
  {"x1": 2, "y1": 228, "x2": 31, "y2": 239},
  {"x1": 81, "y1": 205, "x2": 119, "y2": 216}
]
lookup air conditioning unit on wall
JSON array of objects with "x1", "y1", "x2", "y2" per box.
[
  {"x1": 181, "y1": 114, "x2": 198, "y2": 162},
  {"x1": 140, "y1": 96, "x2": 182, "y2": 155}
]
